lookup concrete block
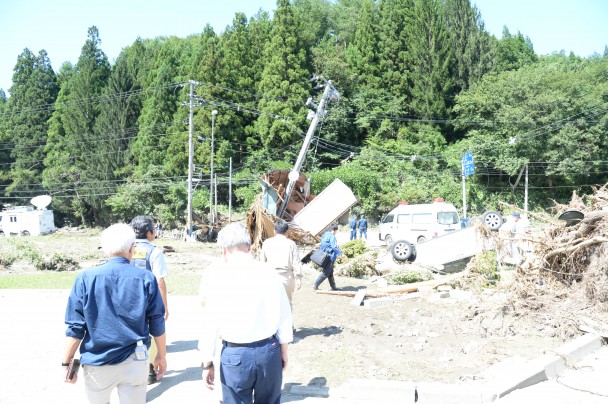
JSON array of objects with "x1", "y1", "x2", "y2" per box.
[
  {"x1": 486, "y1": 359, "x2": 548, "y2": 398},
  {"x1": 556, "y1": 333, "x2": 604, "y2": 363},
  {"x1": 351, "y1": 289, "x2": 367, "y2": 306},
  {"x1": 331, "y1": 379, "x2": 417, "y2": 403},
  {"x1": 416, "y1": 382, "x2": 485, "y2": 404},
  {"x1": 330, "y1": 379, "x2": 416, "y2": 404},
  {"x1": 530, "y1": 353, "x2": 564, "y2": 379}
]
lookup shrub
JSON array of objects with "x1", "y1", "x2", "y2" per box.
[
  {"x1": 341, "y1": 240, "x2": 367, "y2": 258},
  {"x1": 0, "y1": 238, "x2": 43, "y2": 268},
  {"x1": 386, "y1": 268, "x2": 433, "y2": 285},
  {"x1": 35, "y1": 253, "x2": 80, "y2": 272},
  {"x1": 335, "y1": 251, "x2": 379, "y2": 278}
]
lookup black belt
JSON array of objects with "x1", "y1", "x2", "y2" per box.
[{"x1": 224, "y1": 336, "x2": 274, "y2": 348}]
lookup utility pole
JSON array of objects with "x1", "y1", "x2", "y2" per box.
[
  {"x1": 186, "y1": 80, "x2": 200, "y2": 236},
  {"x1": 228, "y1": 157, "x2": 232, "y2": 222},
  {"x1": 209, "y1": 110, "x2": 218, "y2": 224},
  {"x1": 524, "y1": 164, "x2": 529, "y2": 214},
  {"x1": 277, "y1": 79, "x2": 338, "y2": 219}
]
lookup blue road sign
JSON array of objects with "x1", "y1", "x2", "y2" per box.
[{"x1": 462, "y1": 152, "x2": 475, "y2": 176}]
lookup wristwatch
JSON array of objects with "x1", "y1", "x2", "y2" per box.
[{"x1": 201, "y1": 362, "x2": 214, "y2": 370}]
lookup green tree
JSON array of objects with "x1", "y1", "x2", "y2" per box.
[
  {"x1": 377, "y1": 0, "x2": 414, "y2": 97},
  {"x1": 453, "y1": 54, "x2": 608, "y2": 200},
  {"x1": 497, "y1": 27, "x2": 538, "y2": 72},
  {"x1": 443, "y1": 0, "x2": 497, "y2": 93},
  {"x1": 408, "y1": 0, "x2": 452, "y2": 120},
  {"x1": 255, "y1": 0, "x2": 311, "y2": 150},
  {"x1": 3, "y1": 49, "x2": 58, "y2": 198},
  {"x1": 347, "y1": 0, "x2": 379, "y2": 87},
  {"x1": 43, "y1": 26, "x2": 110, "y2": 225}
]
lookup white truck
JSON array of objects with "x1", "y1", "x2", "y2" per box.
[{"x1": 0, "y1": 196, "x2": 56, "y2": 236}]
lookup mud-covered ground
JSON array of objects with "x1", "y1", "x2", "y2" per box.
[{"x1": 1, "y1": 227, "x2": 564, "y2": 389}]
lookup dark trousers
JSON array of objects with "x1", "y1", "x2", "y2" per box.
[
  {"x1": 220, "y1": 336, "x2": 282, "y2": 404},
  {"x1": 313, "y1": 259, "x2": 337, "y2": 290}
]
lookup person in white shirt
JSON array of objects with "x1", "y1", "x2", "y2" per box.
[
  {"x1": 260, "y1": 219, "x2": 303, "y2": 309},
  {"x1": 198, "y1": 222, "x2": 293, "y2": 404}
]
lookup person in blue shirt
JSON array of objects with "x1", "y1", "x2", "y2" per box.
[
  {"x1": 358, "y1": 214, "x2": 368, "y2": 240},
  {"x1": 313, "y1": 224, "x2": 343, "y2": 291},
  {"x1": 61, "y1": 223, "x2": 167, "y2": 403},
  {"x1": 349, "y1": 215, "x2": 358, "y2": 240}
]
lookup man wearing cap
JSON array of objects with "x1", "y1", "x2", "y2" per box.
[{"x1": 199, "y1": 222, "x2": 293, "y2": 403}]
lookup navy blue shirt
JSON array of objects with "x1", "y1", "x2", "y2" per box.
[{"x1": 65, "y1": 257, "x2": 166, "y2": 366}]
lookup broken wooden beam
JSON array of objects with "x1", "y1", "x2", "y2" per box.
[
  {"x1": 315, "y1": 289, "x2": 389, "y2": 298},
  {"x1": 381, "y1": 273, "x2": 463, "y2": 294}
]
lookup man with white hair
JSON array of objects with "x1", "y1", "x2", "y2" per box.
[
  {"x1": 62, "y1": 223, "x2": 167, "y2": 403},
  {"x1": 199, "y1": 222, "x2": 293, "y2": 404}
]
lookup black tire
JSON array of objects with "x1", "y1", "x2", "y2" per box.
[
  {"x1": 417, "y1": 236, "x2": 426, "y2": 244},
  {"x1": 385, "y1": 234, "x2": 393, "y2": 248},
  {"x1": 391, "y1": 239, "x2": 414, "y2": 262},
  {"x1": 21, "y1": 230, "x2": 30, "y2": 236},
  {"x1": 482, "y1": 211, "x2": 503, "y2": 231}
]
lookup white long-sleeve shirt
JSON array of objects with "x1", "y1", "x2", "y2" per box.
[{"x1": 198, "y1": 252, "x2": 293, "y2": 363}]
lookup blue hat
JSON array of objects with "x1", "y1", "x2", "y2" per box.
[{"x1": 512, "y1": 212, "x2": 521, "y2": 218}]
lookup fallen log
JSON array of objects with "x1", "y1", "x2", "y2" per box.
[
  {"x1": 381, "y1": 273, "x2": 463, "y2": 294},
  {"x1": 315, "y1": 289, "x2": 390, "y2": 298}
]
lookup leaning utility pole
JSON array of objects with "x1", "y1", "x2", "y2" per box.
[{"x1": 277, "y1": 78, "x2": 339, "y2": 219}]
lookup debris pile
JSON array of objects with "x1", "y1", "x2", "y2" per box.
[
  {"x1": 246, "y1": 194, "x2": 319, "y2": 252},
  {"x1": 509, "y1": 184, "x2": 608, "y2": 338}
]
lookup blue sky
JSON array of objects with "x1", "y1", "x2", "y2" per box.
[{"x1": 1, "y1": 0, "x2": 607, "y2": 95}]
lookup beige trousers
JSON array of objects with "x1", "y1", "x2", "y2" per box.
[
  {"x1": 275, "y1": 268, "x2": 295, "y2": 309},
  {"x1": 83, "y1": 353, "x2": 149, "y2": 404}
]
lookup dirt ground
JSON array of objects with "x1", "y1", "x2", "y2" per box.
[{"x1": 1, "y1": 227, "x2": 565, "y2": 389}]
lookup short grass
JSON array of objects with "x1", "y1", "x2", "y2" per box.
[
  {"x1": 0, "y1": 229, "x2": 206, "y2": 295},
  {"x1": 0, "y1": 270, "x2": 200, "y2": 295},
  {"x1": 0, "y1": 272, "x2": 77, "y2": 289}
]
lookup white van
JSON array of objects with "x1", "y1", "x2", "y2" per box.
[{"x1": 379, "y1": 201, "x2": 460, "y2": 245}]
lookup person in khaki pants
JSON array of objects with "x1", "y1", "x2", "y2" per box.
[
  {"x1": 260, "y1": 219, "x2": 303, "y2": 309},
  {"x1": 62, "y1": 223, "x2": 167, "y2": 403}
]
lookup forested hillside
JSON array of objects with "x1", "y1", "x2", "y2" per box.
[{"x1": 0, "y1": 0, "x2": 607, "y2": 227}]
